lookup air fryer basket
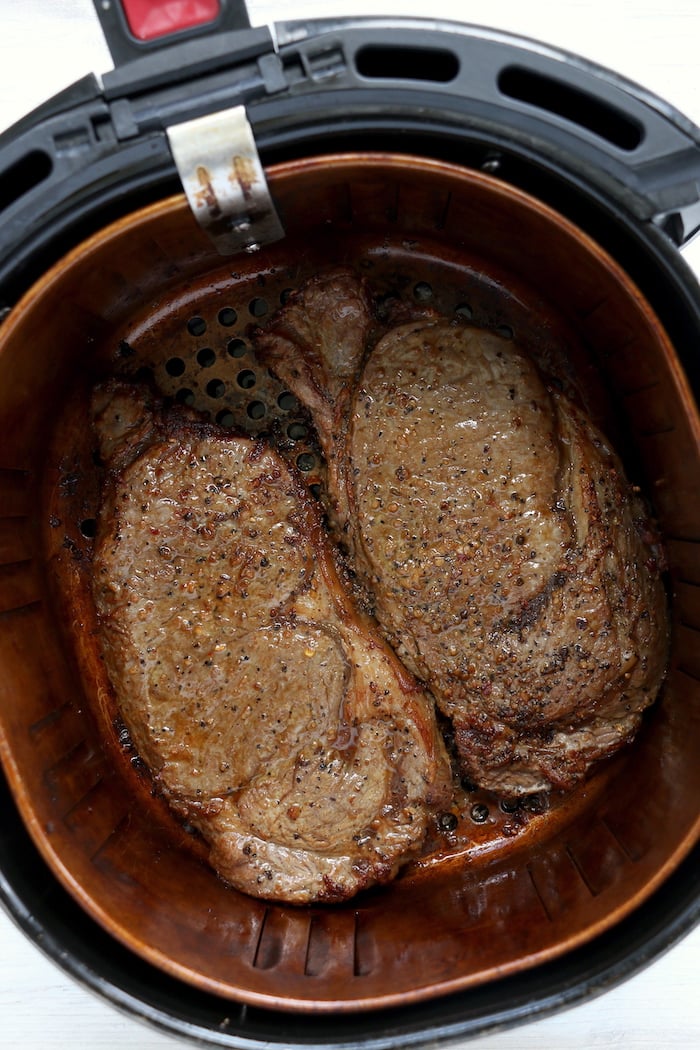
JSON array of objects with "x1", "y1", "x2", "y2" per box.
[
  {"x1": 1, "y1": 2, "x2": 700, "y2": 1045},
  {"x1": 1, "y1": 150, "x2": 699, "y2": 1014}
]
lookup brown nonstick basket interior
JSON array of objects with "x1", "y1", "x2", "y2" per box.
[{"x1": 0, "y1": 154, "x2": 699, "y2": 1013}]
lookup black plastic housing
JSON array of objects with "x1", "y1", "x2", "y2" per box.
[{"x1": 1, "y1": 17, "x2": 700, "y2": 302}]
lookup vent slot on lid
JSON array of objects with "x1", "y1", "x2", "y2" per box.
[
  {"x1": 355, "y1": 44, "x2": 460, "y2": 83},
  {"x1": 498, "y1": 66, "x2": 644, "y2": 150},
  {"x1": 0, "y1": 150, "x2": 52, "y2": 215}
]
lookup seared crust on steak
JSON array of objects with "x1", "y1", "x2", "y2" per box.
[
  {"x1": 255, "y1": 269, "x2": 669, "y2": 796},
  {"x1": 92, "y1": 382, "x2": 452, "y2": 903}
]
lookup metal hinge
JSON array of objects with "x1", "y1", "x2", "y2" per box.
[{"x1": 166, "y1": 105, "x2": 285, "y2": 255}]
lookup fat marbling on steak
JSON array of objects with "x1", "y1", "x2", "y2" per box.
[
  {"x1": 255, "y1": 269, "x2": 669, "y2": 796},
  {"x1": 91, "y1": 382, "x2": 452, "y2": 903}
]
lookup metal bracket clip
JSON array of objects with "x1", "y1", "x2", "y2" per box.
[{"x1": 166, "y1": 106, "x2": 285, "y2": 255}]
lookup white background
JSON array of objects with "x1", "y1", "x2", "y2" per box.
[{"x1": 1, "y1": 1, "x2": 699, "y2": 1047}]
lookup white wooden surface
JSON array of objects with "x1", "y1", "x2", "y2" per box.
[{"x1": 1, "y1": 1, "x2": 699, "y2": 1047}]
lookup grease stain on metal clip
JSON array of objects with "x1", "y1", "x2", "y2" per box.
[{"x1": 167, "y1": 105, "x2": 285, "y2": 255}]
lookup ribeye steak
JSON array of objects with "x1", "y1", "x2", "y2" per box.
[
  {"x1": 91, "y1": 382, "x2": 452, "y2": 903},
  {"x1": 255, "y1": 269, "x2": 669, "y2": 795}
]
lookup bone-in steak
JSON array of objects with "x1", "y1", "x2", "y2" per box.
[
  {"x1": 91, "y1": 383, "x2": 452, "y2": 903},
  {"x1": 255, "y1": 270, "x2": 669, "y2": 796}
]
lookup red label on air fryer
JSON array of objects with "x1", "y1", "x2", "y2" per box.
[{"x1": 121, "y1": 0, "x2": 221, "y2": 42}]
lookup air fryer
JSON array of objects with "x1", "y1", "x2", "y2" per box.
[{"x1": 0, "y1": 1, "x2": 699, "y2": 1046}]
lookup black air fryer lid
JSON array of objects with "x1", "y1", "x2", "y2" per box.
[{"x1": 2, "y1": 0, "x2": 700, "y2": 298}]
